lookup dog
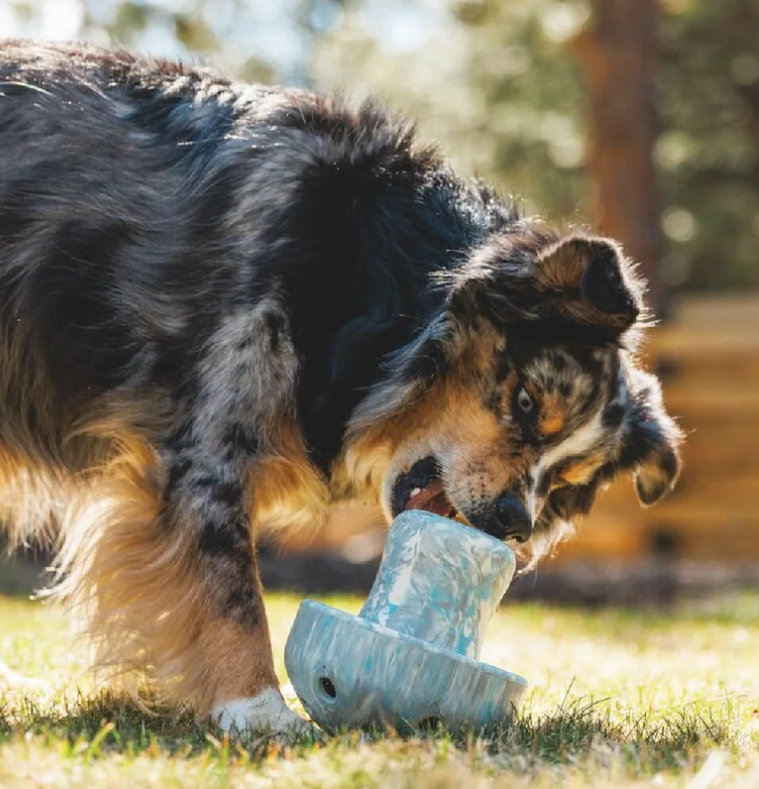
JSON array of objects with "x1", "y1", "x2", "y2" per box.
[{"x1": 0, "y1": 40, "x2": 682, "y2": 734}]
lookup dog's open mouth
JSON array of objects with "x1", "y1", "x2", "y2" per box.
[{"x1": 390, "y1": 456, "x2": 458, "y2": 519}]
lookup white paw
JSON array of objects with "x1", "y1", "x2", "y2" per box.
[{"x1": 211, "y1": 688, "x2": 314, "y2": 738}]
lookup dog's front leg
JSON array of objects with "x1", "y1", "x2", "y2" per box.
[
  {"x1": 160, "y1": 306, "x2": 309, "y2": 736},
  {"x1": 163, "y1": 448, "x2": 307, "y2": 736}
]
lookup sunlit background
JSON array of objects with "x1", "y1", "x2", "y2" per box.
[
  {"x1": 5, "y1": 0, "x2": 759, "y2": 294},
  {"x1": 1, "y1": 0, "x2": 758, "y2": 595}
]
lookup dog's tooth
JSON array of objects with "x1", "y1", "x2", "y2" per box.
[{"x1": 410, "y1": 487, "x2": 422, "y2": 497}]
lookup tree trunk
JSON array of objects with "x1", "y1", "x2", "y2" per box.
[{"x1": 575, "y1": 0, "x2": 666, "y2": 316}]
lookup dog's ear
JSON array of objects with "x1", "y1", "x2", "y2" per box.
[
  {"x1": 536, "y1": 235, "x2": 644, "y2": 330},
  {"x1": 447, "y1": 233, "x2": 645, "y2": 341},
  {"x1": 630, "y1": 416, "x2": 682, "y2": 507},
  {"x1": 634, "y1": 440, "x2": 680, "y2": 506},
  {"x1": 621, "y1": 370, "x2": 683, "y2": 506}
]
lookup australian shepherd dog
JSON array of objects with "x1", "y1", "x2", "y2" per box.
[{"x1": 0, "y1": 41, "x2": 682, "y2": 734}]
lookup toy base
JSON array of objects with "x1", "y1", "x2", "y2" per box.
[{"x1": 285, "y1": 600, "x2": 527, "y2": 735}]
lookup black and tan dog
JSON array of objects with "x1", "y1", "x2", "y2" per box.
[{"x1": 0, "y1": 40, "x2": 681, "y2": 734}]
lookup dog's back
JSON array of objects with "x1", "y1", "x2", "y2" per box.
[
  {"x1": 0, "y1": 41, "x2": 233, "y2": 440},
  {"x1": 0, "y1": 42, "x2": 372, "y2": 543}
]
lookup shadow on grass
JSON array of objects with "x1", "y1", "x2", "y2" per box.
[
  {"x1": 499, "y1": 695, "x2": 739, "y2": 772},
  {"x1": 0, "y1": 688, "x2": 742, "y2": 769}
]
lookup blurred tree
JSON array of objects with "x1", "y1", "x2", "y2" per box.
[
  {"x1": 575, "y1": 0, "x2": 664, "y2": 311},
  {"x1": 657, "y1": 0, "x2": 759, "y2": 292}
]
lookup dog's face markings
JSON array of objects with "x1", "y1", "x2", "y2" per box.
[
  {"x1": 382, "y1": 341, "x2": 679, "y2": 551},
  {"x1": 364, "y1": 233, "x2": 683, "y2": 551}
]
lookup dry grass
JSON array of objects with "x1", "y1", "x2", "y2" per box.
[{"x1": 1, "y1": 589, "x2": 759, "y2": 788}]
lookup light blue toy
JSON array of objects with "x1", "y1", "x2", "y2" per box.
[{"x1": 284, "y1": 510, "x2": 527, "y2": 735}]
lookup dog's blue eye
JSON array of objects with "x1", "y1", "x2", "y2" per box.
[{"x1": 517, "y1": 387, "x2": 534, "y2": 414}]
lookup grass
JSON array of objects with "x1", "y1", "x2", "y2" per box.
[{"x1": 1, "y1": 589, "x2": 759, "y2": 787}]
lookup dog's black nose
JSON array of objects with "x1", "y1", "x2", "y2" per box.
[{"x1": 488, "y1": 494, "x2": 532, "y2": 543}]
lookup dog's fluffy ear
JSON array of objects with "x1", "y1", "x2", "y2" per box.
[
  {"x1": 635, "y1": 441, "x2": 680, "y2": 506},
  {"x1": 448, "y1": 232, "x2": 646, "y2": 342},
  {"x1": 621, "y1": 370, "x2": 683, "y2": 506},
  {"x1": 536, "y1": 236, "x2": 644, "y2": 330}
]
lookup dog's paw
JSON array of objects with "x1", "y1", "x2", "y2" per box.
[{"x1": 211, "y1": 688, "x2": 316, "y2": 740}]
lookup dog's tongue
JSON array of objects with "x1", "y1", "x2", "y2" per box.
[{"x1": 404, "y1": 479, "x2": 453, "y2": 517}]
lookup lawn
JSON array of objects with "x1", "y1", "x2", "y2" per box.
[{"x1": 1, "y1": 589, "x2": 759, "y2": 788}]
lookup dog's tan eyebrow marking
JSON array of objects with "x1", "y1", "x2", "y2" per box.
[{"x1": 538, "y1": 393, "x2": 566, "y2": 438}]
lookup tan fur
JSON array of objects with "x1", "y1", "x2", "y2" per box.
[
  {"x1": 250, "y1": 421, "x2": 330, "y2": 537},
  {"x1": 559, "y1": 453, "x2": 606, "y2": 486},
  {"x1": 538, "y1": 393, "x2": 567, "y2": 438},
  {"x1": 200, "y1": 617, "x2": 278, "y2": 705},
  {"x1": 436, "y1": 380, "x2": 522, "y2": 497},
  {"x1": 536, "y1": 237, "x2": 590, "y2": 291},
  {"x1": 335, "y1": 434, "x2": 395, "y2": 501},
  {"x1": 0, "y1": 457, "x2": 68, "y2": 549},
  {"x1": 48, "y1": 437, "x2": 222, "y2": 716}
]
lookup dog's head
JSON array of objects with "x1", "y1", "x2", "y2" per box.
[{"x1": 340, "y1": 227, "x2": 682, "y2": 558}]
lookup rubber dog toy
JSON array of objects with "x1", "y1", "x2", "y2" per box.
[{"x1": 284, "y1": 510, "x2": 527, "y2": 734}]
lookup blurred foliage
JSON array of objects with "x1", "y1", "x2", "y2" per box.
[
  {"x1": 312, "y1": 1, "x2": 593, "y2": 229},
  {"x1": 657, "y1": 0, "x2": 759, "y2": 290},
  {"x1": 3, "y1": 0, "x2": 758, "y2": 291}
]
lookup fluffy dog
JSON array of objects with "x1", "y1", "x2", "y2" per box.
[{"x1": 0, "y1": 40, "x2": 681, "y2": 734}]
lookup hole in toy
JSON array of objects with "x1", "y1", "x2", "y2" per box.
[
  {"x1": 318, "y1": 677, "x2": 337, "y2": 699},
  {"x1": 417, "y1": 716, "x2": 441, "y2": 732}
]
